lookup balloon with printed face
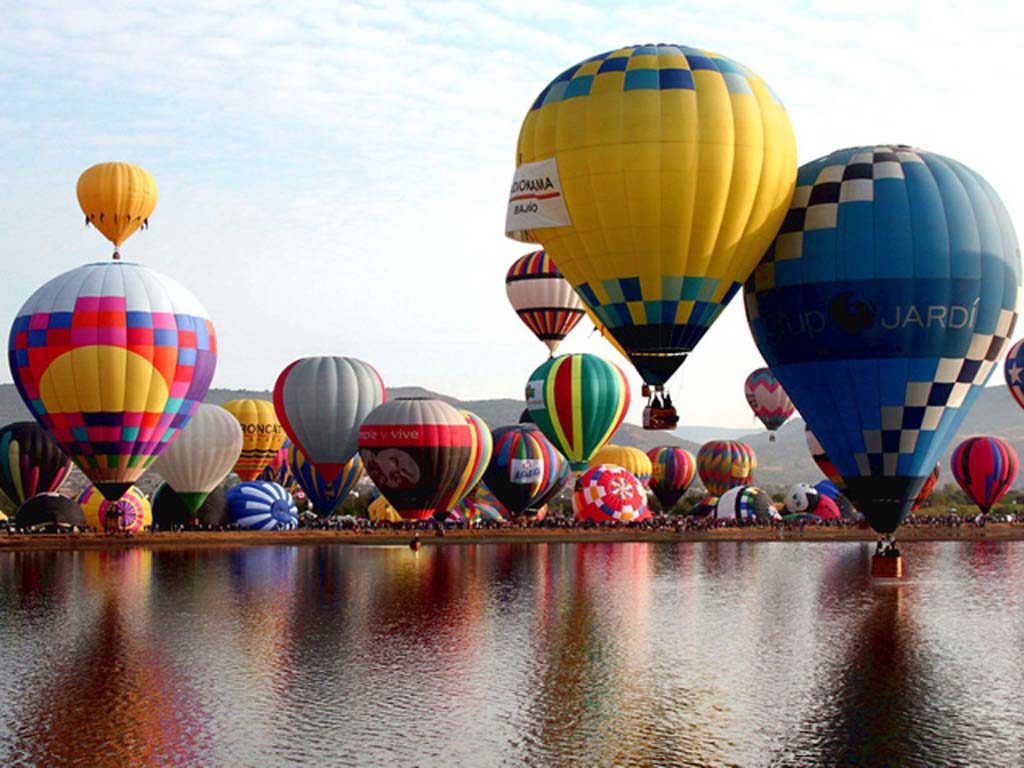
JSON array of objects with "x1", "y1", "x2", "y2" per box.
[
  {"x1": 646, "y1": 446, "x2": 696, "y2": 509},
  {"x1": 746, "y1": 145, "x2": 1021, "y2": 534},
  {"x1": 288, "y1": 443, "x2": 363, "y2": 517},
  {"x1": 951, "y1": 436, "x2": 1018, "y2": 515},
  {"x1": 506, "y1": 44, "x2": 797, "y2": 388},
  {"x1": 697, "y1": 440, "x2": 756, "y2": 496},
  {"x1": 77, "y1": 162, "x2": 158, "y2": 251},
  {"x1": 526, "y1": 353, "x2": 629, "y2": 471},
  {"x1": 221, "y1": 399, "x2": 285, "y2": 481},
  {"x1": 573, "y1": 465, "x2": 649, "y2": 522},
  {"x1": 9, "y1": 261, "x2": 217, "y2": 501},
  {"x1": 273, "y1": 356, "x2": 385, "y2": 483},
  {"x1": 744, "y1": 367, "x2": 795, "y2": 439},
  {"x1": 588, "y1": 444, "x2": 652, "y2": 487},
  {"x1": 358, "y1": 398, "x2": 472, "y2": 520},
  {"x1": 506, "y1": 251, "x2": 586, "y2": 355},
  {"x1": 0, "y1": 422, "x2": 72, "y2": 508},
  {"x1": 152, "y1": 403, "x2": 242, "y2": 513}
]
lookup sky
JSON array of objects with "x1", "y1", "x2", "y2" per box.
[{"x1": 2, "y1": 0, "x2": 1022, "y2": 428}]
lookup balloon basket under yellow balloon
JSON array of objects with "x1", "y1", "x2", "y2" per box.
[{"x1": 871, "y1": 554, "x2": 903, "y2": 579}]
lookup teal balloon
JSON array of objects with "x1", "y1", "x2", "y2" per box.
[{"x1": 745, "y1": 145, "x2": 1020, "y2": 533}]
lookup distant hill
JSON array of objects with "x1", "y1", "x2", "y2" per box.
[{"x1": 0, "y1": 382, "x2": 1021, "y2": 495}]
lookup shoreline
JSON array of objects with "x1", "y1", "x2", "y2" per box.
[{"x1": 1, "y1": 524, "x2": 1023, "y2": 552}]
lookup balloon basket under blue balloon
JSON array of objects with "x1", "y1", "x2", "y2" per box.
[{"x1": 871, "y1": 554, "x2": 903, "y2": 579}]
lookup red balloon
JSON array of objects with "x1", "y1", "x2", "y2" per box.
[{"x1": 951, "y1": 437, "x2": 1018, "y2": 515}]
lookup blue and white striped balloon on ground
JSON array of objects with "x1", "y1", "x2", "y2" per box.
[{"x1": 227, "y1": 481, "x2": 298, "y2": 531}]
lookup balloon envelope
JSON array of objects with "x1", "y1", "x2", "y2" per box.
[
  {"x1": 746, "y1": 145, "x2": 1021, "y2": 534},
  {"x1": 951, "y1": 437, "x2": 1018, "y2": 515},
  {"x1": 221, "y1": 399, "x2": 285, "y2": 481},
  {"x1": 526, "y1": 353, "x2": 629, "y2": 471},
  {"x1": 153, "y1": 403, "x2": 242, "y2": 512},
  {"x1": 273, "y1": 356, "x2": 385, "y2": 482},
  {"x1": 483, "y1": 424, "x2": 566, "y2": 515},
  {"x1": 589, "y1": 444, "x2": 652, "y2": 487},
  {"x1": 1004, "y1": 338, "x2": 1024, "y2": 411},
  {"x1": 697, "y1": 441, "x2": 756, "y2": 496},
  {"x1": 506, "y1": 44, "x2": 797, "y2": 386},
  {"x1": 15, "y1": 493, "x2": 85, "y2": 531},
  {"x1": 152, "y1": 483, "x2": 229, "y2": 529},
  {"x1": 572, "y1": 464, "x2": 649, "y2": 523},
  {"x1": 0, "y1": 421, "x2": 72, "y2": 507},
  {"x1": 288, "y1": 443, "x2": 363, "y2": 517},
  {"x1": 647, "y1": 446, "x2": 696, "y2": 509},
  {"x1": 227, "y1": 481, "x2": 298, "y2": 530},
  {"x1": 743, "y1": 367, "x2": 795, "y2": 433},
  {"x1": 78, "y1": 484, "x2": 152, "y2": 532},
  {"x1": 77, "y1": 162, "x2": 158, "y2": 249},
  {"x1": 358, "y1": 398, "x2": 472, "y2": 520},
  {"x1": 505, "y1": 251, "x2": 585, "y2": 355},
  {"x1": 8, "y1": 261, "x2": 217, "y2": 500}
]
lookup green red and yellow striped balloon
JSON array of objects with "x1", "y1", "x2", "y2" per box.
[
  {"x1": 525, "y1": 353, "x2": 629, "y2": 471},
  {"x1": 437, "y1": 409, "x2": 493, "y2": 513}
]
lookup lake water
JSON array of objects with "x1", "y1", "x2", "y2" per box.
[{"x1": 1, "y1": 540, "x2": 1023, "y2": 767}]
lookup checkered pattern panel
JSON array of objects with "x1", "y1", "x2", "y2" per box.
[
  {"x1": 760, "y1": 146, "x2": 921, "y2": 270},
  {"x1": 854, "y1": 303, "x2": 1019, "y2": 476},
  {"x1": 530, "y1": 44, "x2": 780, "y2": 111}
]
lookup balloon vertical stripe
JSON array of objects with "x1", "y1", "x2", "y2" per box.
[{"x1": 951, "y1": 436, "x2": 1018, "y2": 515}]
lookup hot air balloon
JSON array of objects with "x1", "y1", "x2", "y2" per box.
[
  {"x1": 227, "y1": 481, "x2": 298, "y2": 530},
  {"x1": 588, "y1": 444, "x2": 652, "y2": 487},
  {"x1": 452, "y1": 483, "x2": 508, "y2": 523},
  {"x1": 152, "y1": 483, "x2": 229, "y2": 529},
  {"x1": 746, "y1": 145, "x2": 1021, "y2": 535},
  {"x1": 697, "y1": 441, "x2": 756, "y2": 496},
  {"x1": 483, "y1": 424, "x2": 567, "y2": 516},
  {"x1": 358, "y1": 398, "x2": 472, "y2": 520},
  {"x1": 912, "y1": 463, "x2": 941, "y2": 511},
  {"x1": 526, "y1": 353, "x2": 629, "y2": 471},
  {"x1": 435, "y1": 410, "x2": 493, "y2": 516},
  {"x1": 805, "y1": 425, "x2": 845, "y2": 489},
  {"x1": 78, "y1": 484, "x2": 152, "y2": 533},
  {"x1": 1004, "y1": 338, "x2": 1024, "y2": 411},
  {"x1": 367, "y1": 490, "x2": 402, "y2": 523},
  {"x1": 8, "y1": 261, "x2": 217, "y2": 501},
  {"x1": 77, "y1": 162, "x2": 158, "y2": 257},
  {"x1": 221, "y1": 399, "x2": 285, "y2": 481},
  {"x1": 646, "y1": 446, "x2": 696, "y2": 510},
  {"x1": 152, "y1": 403, "x2": 242, "y2": 514},
  {"x1": 506, "y1": 44, "x2": 797, "y2": 425},
  {"x1": 505, "y1": 251, "x2": 586, "y2": 356},
  {"x1": 0, "y1": 422, "x2": 72, "y2": 508},
  {"x1": 715, "y1": 486, "x2": 776, "y2": 522},
  {"x1": 689, "y1": 496, "x2": 719, "y2": 518},
  {"x1": 743, "y1": 367, "x2": 794, "y2": 440},
  {"x1": 951, "y1": 437, "x2": 1018, "y2": 516},
  {"x1": 15, "y1": 493, "x2": 86, "y2": 532},
  {"x1": 288, "y1": 444, "x2": 363, "y2": 517},
  {"x1": 273, "y1": 356, "x2": 386, "y2": 483},
  {"x1": 258, "y1": 438, "x2": 296, "y2": 489},
  {"x1": 573, "y1": 465, "x2": 649, "y2": 523}
]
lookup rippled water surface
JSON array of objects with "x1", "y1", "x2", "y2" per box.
[{"x1": 2, "y1": 541, "x2": 1024, "y2": 767}]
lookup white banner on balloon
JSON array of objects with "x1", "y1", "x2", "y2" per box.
[
  {"x1": 510, "y1": 459, "x2": 543, "y2": 484},
  {"x1": 505, "y1": 158, "x2": 571, "y2": 241}
]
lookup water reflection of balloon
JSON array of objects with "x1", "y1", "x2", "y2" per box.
[{"x1": 746, "y1": 145, "x2": 1020, "y2": 534}]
